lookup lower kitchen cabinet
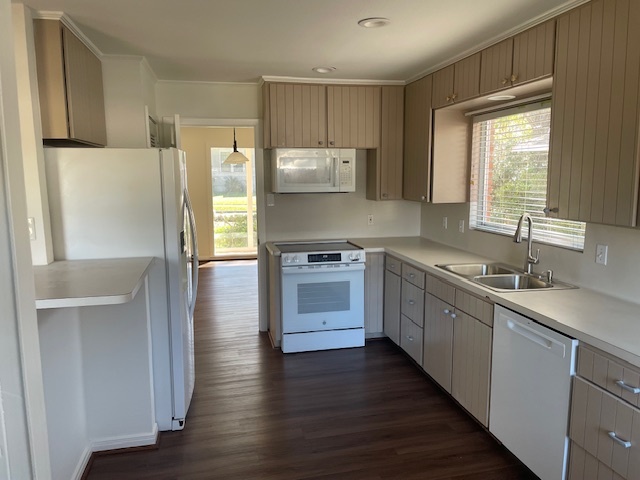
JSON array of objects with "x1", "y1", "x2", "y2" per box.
[
  {"x1": 383, "y1": 267, "x2": 401, "y2": 345},
  {"x1": 364, "y1": 252, "x2": 385, "y2": 335},
  {"x1": 423, "y1": 293, "x2": 454, "y2": 392},
  {"x1": 400, "y1": 315, "x2": 423, "y2": 366}
]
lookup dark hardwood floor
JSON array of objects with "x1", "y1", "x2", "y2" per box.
[{"x1": 87, "y1": 260, "x2": 536, "y2": 479}]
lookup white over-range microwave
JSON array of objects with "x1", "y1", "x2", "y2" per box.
[{"x1": 271, "y1": 148, "x2": 356, "y2": 193}]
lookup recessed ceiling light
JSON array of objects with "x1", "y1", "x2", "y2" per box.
[
  {"x1": 487, "y1": 94, "x2": 516, "y2": 101},
  {"x1": 358, "y1": 17, "x2": 391, "y2": 28},
  {"x1": 312, "y1": 66, "x2": 336, "y2": 74}
]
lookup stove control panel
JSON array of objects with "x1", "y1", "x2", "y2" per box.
[{"x1": 281, "y1": 249, "x2": 365, "y2": 267}]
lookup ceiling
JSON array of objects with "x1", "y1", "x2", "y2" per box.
[{"x1": 16, "y1": 0, "x2": 584, "y2": 83}]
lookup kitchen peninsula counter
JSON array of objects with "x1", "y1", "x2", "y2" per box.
[
  {"x1": 350, "y1": 236, "x2": 640, "y2": 368},
  {"x1": 34, "y1": 257, "x2": 153, "y2": 309}
]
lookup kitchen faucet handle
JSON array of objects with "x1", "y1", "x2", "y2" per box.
[{"x1": 533, "y1": 248, "x2": 540, "y2": 263}]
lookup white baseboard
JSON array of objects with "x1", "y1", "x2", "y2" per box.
[
  {"x1": 91, "y1": 423, "x2": 159, "y2": 452},
  {"x1": 72, "y1": 446, "x2": 92, "y2": 480}
]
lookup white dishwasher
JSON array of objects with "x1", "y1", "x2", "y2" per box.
[{"x1": 490, "y1": 305, "x2": 578, "y2": 480}]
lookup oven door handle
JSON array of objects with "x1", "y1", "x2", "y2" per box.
[{"x1": 282, "y1": 263, "x2": 366, "y2": 274}]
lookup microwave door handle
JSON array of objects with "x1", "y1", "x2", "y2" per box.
[{"x1": 333, "y1": 156, "x2": 339, "y2": 190}]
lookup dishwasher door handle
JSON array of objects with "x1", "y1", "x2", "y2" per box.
[{"x1": 506, "y1": 319, "x2": 567, "y2": 357}]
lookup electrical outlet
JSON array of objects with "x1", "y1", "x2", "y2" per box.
[
  {"x1": 595, "y1": 244, "x2": 608, "y2": 265},
  {"x1": 458, "y1": 220, "x2": 465, "y2": 233},
  {"x1": 367, "y1": 214, "x2": 374, "y2": 226},
  {"x1": 27, "y1": 217, "x2": 36, "y2": 240},
  {"x1": 266, "y1": 193, "x2": 275, "y2": 207},
  {"x1": 442, "y1": 216, "x2": 448, "y2": 229}
]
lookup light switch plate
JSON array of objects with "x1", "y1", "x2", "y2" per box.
[
  {"x1": 367, "y1": 214, "x2": 374, "y2": 226},
  {"x1": 458, "y1": 220, "x2": 465, "y2": 233},
  {"x1": 266, "y1": 193, "x2": 275, "y2": 207},
  {"x1": 595, "y1": 244, "x2": 608, "y2": 265},
  {"x1": 442, "y1": 216, "x2": 448, "y2": 229}
]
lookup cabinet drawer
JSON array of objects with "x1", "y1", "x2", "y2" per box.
[
  {"x1": 568, "y1": 441, "x2": 631, "y2": 480},
  {"x1": 402, "y1": 263, "x2": 425, "y2": 289},
  {"x1": 577, "y1": 345, "x2": 640, "y2": 408},
  {"x1": 454, "y1": 289, "x2": 493, "y2": 327},
  {"x1": 569, "y1": 377, "x2": 640, "y2": 479},
  {"x1": 400, "y1": 314, "x2": 423, "y2": 366},
  {"x1": 385, "y1": 256, "x2": 402, "y2": 275},
  {"x1": 426, "y1": 274, "x2": 455, "y2": 305},
  {"x1": 401, "y1": 280, "x2": 425, "y2": 327}
]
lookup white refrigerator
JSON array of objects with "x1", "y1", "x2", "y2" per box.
[{"x1": 44, "y1": 147, "x2": 198, "y2": 431}]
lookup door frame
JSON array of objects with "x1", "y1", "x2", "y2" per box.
[{"x1": 180, "y1": 118, "x2": 268, "y2": 332}]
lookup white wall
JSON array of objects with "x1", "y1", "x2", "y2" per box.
[
  {"x1": 101, "y1": 55, "x2": 157, "y2": 147},
  {"x1": 265, "y1": 150, "x2": 422, "y2": 241},
  {"x1": 0, "y1": 0, "x2": 51, "y2": 477},
  {"x1": 421, "y1": 202, "x2": 640, "y2": 304},
  {"x1": 156, "y1": 81, "x2": 260, "y2": 119},
  {"x1": 12, "y1": 3, "x2": 54, "y2": 265}
]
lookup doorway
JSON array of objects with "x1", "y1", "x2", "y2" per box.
[{"x1": 181, "y1": 126, "x2": 257, "y2": 260}]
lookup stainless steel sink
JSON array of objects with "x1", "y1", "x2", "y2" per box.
[
  {"x1": 438, "y1": 263, "x2": 517, "y2": 277},
  {"x1": 472, "y1": 274, "x2": 552, "y2": 291},
  {"x1": 436, "y1": 262, "x2": 576, "y2": 292}
]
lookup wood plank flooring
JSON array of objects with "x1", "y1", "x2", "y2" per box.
[{"x1": 87, "y1": 260, "x2": 537, "y2": 479}]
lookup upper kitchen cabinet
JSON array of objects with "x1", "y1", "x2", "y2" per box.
[
  {"x1": 262, "y1": 83, "x2": 327, "y2": 148},
  {"x1": 548, "y1": 0, "x2": 640, "y2": 227},
  {"x1": 432, "y1": 53, "x2": 481, "y2": 109},
  {"x1": 367, "y1": 86, "x2": 404, "y2": 200},
  {"x1": 403, "y1": 75, "x2": 433, "y2": 202},
  {"x1": 479, "y1": 20, "x2": 556, "y2": 95},
  {"x1": 34, "y1": 20, "x2": 107, "y2": 146},
  {"x1": 327, "y1": 85, "x2": 381, "y2": 148}
]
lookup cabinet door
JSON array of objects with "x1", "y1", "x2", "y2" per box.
[
  {"x1": 403, "y1": 75, "x2": 433, "y2": 202},
  {"x1": 431, "y1": 108, "x2": 469, "y2": 204},
  {"x1": 423, "y1": 293, "x2": 454, "y2": 393},
  {"x1": 451, "y1": 312, "x2": 492, "y2": 427},
  {"x1": 327, "y1": 86, "x2": 380, "y2": 148},
  {"x1": 549, "y1": 0, "x2": 640, "y2": 226},
  {"x1": 432, "y1": 64, "x2": 455, "y2": 109},
  {"x1": 401, "y1": 280, "x2": 425, "y2": 327},
  {"x1": 366, "y1": 86, "x2": 404, "y2": 200},
  {"x1": 364, "y1": 253, "x2": 384, "y2": 334},
  {"x1": 383, "y1": 270, "x2": 401, "y2": 345},
  {"x1": 62, "y1": 26, "x2": 107, "y2": 146},
  {"x1": 400, "y1": 315, "x2": 423, "y2": 366},
  {"x1": 479, "y1": 38, "x2": 514, "y2": 95},
  {"x1": 453, "y1": 52, "x2": 481, "y2": 103},
  {"x1": 267, "y1": 83, "x2": 327, "y2": 148},
  {"x1": 512, "y1": 19, "x2": 556, "y2": 86}
]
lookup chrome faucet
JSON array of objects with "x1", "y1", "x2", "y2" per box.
[{"x1": 513, "y1": 213, "x2": 540, "y2": 274}]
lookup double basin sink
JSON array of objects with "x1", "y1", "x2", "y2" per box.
[{"x1": 436, "y1": 263, "x2": 576, "y2": 292}]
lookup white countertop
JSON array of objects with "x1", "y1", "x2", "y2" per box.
[
  {"x1": 34, "y1": 257, "x2": 154, "y2": 309},
  {"x1": 345, "y1": 237, "x2": 640, "y2": 368}
]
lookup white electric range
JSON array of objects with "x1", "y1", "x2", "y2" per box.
[{"x1": 276, "y1": 241, "x2": 366, "y2": 353}]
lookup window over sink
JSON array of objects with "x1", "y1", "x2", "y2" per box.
[{"x1": 469, "y1": 101, "x2": 586, "y2": 251}]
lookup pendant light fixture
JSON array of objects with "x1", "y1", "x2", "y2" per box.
[{"x1": 223, "y1": 128, "x2": 249, "y2": 164}]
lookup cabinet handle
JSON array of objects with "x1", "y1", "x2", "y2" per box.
[
  {"x1": 329, "y1": 141, "x2": 335, "y2": 146},
  {"x1": 543, "y1": 207, "x2": 559, "y2": 216},
  {"x1": 446, "y1": 95, "x2": 451, "y2": 102},
  {"x1": 501, "y1": 78, "x2": 509, "y2": 85},
  {"x1": 616, "y1": 380, "x2": 640, "y2": 394},
  {"x1": 608, "y1": 431, "x2": 632, "y2": 448},
  {"x1": 450, "y1": 313, "x2": 457, "y2": 319},
  {"x1": 382, "y1": 193, "x2": 388, "y2": 198},
  {"x1": 511, "y1": 74, "x2": 518, "y2": 82},
  {"x1": 390, "y1": 263, "x2": 395, "y2": 268},
  {"x1": 406, "y1": 335, "x2": 414, "y2": 341},
  {"x1": 318, "y1": 140, "x2": 324, "y2": 146},
  {"x1": 408, "y1": 300, "x2": 415, "y2": 305},
  {"x1": 451, "y1": 93, "x2": 457, "y2": 101},
  {"x1": 409, "y1": 273, "x2": 415, "y2": 278},
  {"x1": 443, "y1": 309, "x2": 450, "y2": 314},
  {"x1": 420, "y1": 195, "x2": 426, "y2": 201}
]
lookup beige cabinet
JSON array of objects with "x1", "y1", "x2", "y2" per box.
[
  {"x1": 432, "y1": 53, "x2": 481, "y2": 109},
  {"x1": 34, "y1": 20, "x2": 106, "y2": 146},
  {"x1": 364, "y1": 253, "x2": 385, "y2": 335},
  {"x1": 327, "y1": 85, "x2": 381, "y2": 148},
  {"x1": 548, "y1": 0, "x2": 640, "y2": 227},
  {"x1": 423, "y1": 274, "x2": 493, "y2": 426},
  {"x1": 366, "y1": 86, "x2": 404, "y2": 200},
  {"x1": 383, "y1": 265, "x2": 402, "y2": 345},
  {"x1": 403, "y1": 75, "x2": 433, "y2": 202},
  {"x1": 568, "y1": 343, "x2": 640, "y2": 479},
  {"x1": 480, "y1": 20, "x2": 556, "y2": 95},
  {"x1": 263, "y1": 83, "x2": 327, "y2": 148},
  {"x1": 431, "y1": 108, "x2": 470, "y2": 204},
  {"x1": 400, "y1": 315, "x2": 423, "y2": 366}
]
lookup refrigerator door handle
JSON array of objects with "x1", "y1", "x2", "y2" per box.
[{"x1": 184, "y1": 189, "x2": 199, "y2": 319}]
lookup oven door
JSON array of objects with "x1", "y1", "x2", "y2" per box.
[{"x1": 281, "y1": 263, "x2": 365, "y2": 333}]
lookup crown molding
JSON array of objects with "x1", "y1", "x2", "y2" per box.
[
  {"x1": 32, "y1": 11, "x2": 103, "y2": 58},
  {"x1": 156, "y1": 79, "x2": 260, "y2": 86},
  {"x1": 405, "y1": 0, "x2": 590, "y2": 84},
  {"x1": 261, "y1": 76, "x2": 405, "y2": 86}
]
